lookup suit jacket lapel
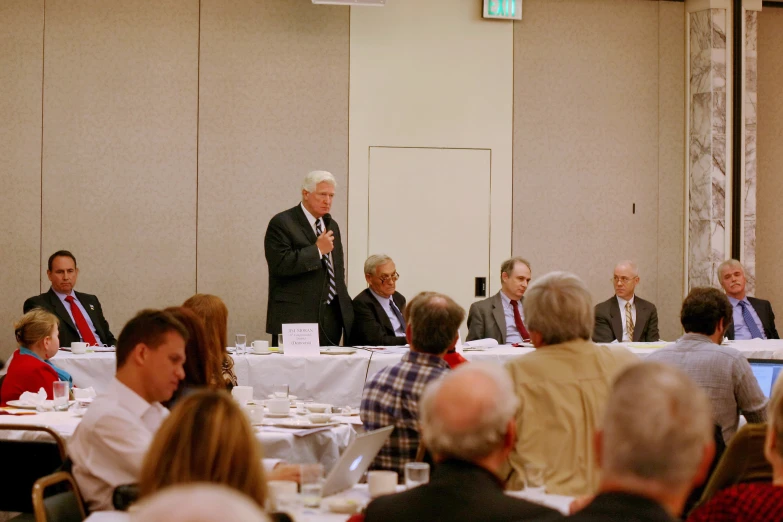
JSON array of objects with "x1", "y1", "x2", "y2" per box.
[
  {"x1": 609, "y1": 298, "x2": 623, "y2": 342},
  {"x1": 492, "y1": 293, "x2": 506, "y2": 344},
  {"x1": 47, "y1": 288, "x2": 78, "y2": 333},
  {"x1": 292, "y1": 204, "x2": 318, "y2": 243},
  {"x1": 367, "y1": 290, "x2": 395, "y2": 333},
  {"x1": 76, "y1": 291, "x2": 104, "y2": 340},
  {"x1": 633, "y1": 299, "x2": 649, "y2": 342}
]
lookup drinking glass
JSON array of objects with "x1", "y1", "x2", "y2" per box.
[
  {"x1": 404, "y1": 462, "x2": 430, "y2": 488},
  {"x1": 300, "y1": 464, "x2": 325, "y2": 508},
  {"x1": 272, "y1": 383, "x2": 289, "y2": 398},
  {"x1": 523, "y1": 463, "x2": 546, "y2": 496},
  {"x1": 53, "y1": 381, "x2": 69, "y2": 411},
  {"x1": 235, "y1": 334, "x2": 247, "y2": 355}
]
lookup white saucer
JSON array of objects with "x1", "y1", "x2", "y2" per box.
[
  {"x1": 249, "y1": 351, "x2": 273, "y2": 355},
  {"x1": 320, "y1": 348, "x2": 357, "y2": 355},
  {"x1": 265, "y1": 412, "x2": 292, "y2": 418},
  {"x1": 265, "y1": 419, "x2": 339, "y2": 429}
]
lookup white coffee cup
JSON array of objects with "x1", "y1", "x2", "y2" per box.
[
  {"x1": 243, "y1": 403, "x2": 265, "y2": 425},
  {"x1": 367, "y1": 470, "x2": 398, "y2": 498},
  {"x1": 267, "y1": 397, "x2": 290, "y2": 415},
  {"x1": 231, "y1": 385, "x2": 253, "y2": 405},
  {"x1": 71, "y1": 342, "x2": 88, "y2": 354},
  {"x1": 251, "y1": 340, "x2": 269, "y2": 353}
]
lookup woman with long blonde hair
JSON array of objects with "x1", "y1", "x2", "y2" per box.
[
  {"x1": 138, "y1": 390, "x2": 267, "y2": 507},
  {"x1": 182, "y1": 294, "x2": 238, "y2": 389}
]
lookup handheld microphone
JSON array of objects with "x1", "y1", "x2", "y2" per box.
[{"x1": 322, "y1": 213, "x2": 332, "y2": 230}]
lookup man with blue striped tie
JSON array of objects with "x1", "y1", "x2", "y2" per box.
[
  {"x1": 718, "y1": 259, "x2": 779, "y2": 341},
  {"x1": 264, "y1": 171, "x2": 354, "y2": 346}
]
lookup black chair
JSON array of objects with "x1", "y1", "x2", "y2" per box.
[
  {"x1": 0, "y1": 425, "x2": 67, "y2": 514},
  {"x1": 112, "y1": 484, "x2": 139, "y2": 511},
  {"x1": 32, "y1": 471, "x2": 86, "y2": 522}
]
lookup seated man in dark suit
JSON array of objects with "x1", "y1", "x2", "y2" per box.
[
  {"x1": 364, "y1": 362, "x2": 560, "y2": 522},
  {"x1": 718, "y1": 259, "x2": 779, "y2": 340},
  {"x1": 567, "y1": 362, "x2": 715, "y2": 521},
  {"x1": 466, "y1": 257, "x2": 532, "y2": 344},
  {"x1": 24, "y1": 250, "x2": 116, "y2": 348},
  {"x1": 593, "y1": 260, "x2": 659, "y2": 343},
  {"x1": 350, "y1": 254, "x2": 406, "y2": 346}
]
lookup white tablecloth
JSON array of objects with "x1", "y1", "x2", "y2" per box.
[
  {"x1": 0, "y1": 410, "x2": 355, "y2": 471},
  {"x1": 48, "y1": 340, "x2": 783, "y2": 408},
  {"x1": 82, "y1": 484, "x2": 573, "y2": 522}
]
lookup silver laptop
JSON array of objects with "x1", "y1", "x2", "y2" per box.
[
  {"x1": 321, "y1": 425, "x2": 394, "y2": 497},
  {"x1": 749, "y1": 358, "x2": 783, "y2": 398}
]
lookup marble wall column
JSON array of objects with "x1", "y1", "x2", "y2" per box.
[
  {"x1": 742, "y1": 0, "x2": 760, "y2": 293},
  {"x1": 686, "y1": 2, "x2": 729, "y2": 289}
]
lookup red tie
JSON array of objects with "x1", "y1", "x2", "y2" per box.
[
  {"x1": 64, "y1": 295, "x2": 99, "y2": 345},
  {"x1": 510, "y1": 300, "x2": 530, "y2": 340}
]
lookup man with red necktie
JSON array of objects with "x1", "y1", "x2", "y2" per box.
[
  {"x1": 24, "y1": 250, "x2": 116, "y2": 348},
  {"x1": 466, "y1": 257, "x2": 532, "y2": 345}
]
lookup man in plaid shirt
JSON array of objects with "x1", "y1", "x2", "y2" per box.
[{"x1": 360, "y1": 291, "x2": 465, "y2": 477}]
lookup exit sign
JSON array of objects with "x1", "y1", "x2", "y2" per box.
[{"x1": 483, "y1": 0, "x2": 521, "y2": 20}]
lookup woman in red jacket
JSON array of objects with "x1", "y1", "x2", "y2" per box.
[{"x1": 1, "y1": 308, "x2": 72, "y2": 405}]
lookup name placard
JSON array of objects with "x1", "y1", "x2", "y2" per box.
[{"x1": 281, "y1": 323, "x2": 320, "y2": 356}]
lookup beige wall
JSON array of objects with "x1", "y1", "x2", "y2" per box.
[
  {"x1": 0, "y1": 1, "x2": 43, "y2": 359},
  {"x1": 756, "y1": 7, "x2": 783, "y2": 313},
  {"x1": 513, "y1": 0, "x2": 686, "y2": 341}
]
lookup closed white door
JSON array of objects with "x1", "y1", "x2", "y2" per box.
[{"x1": 367, "y1": 146, "x2": 492, "y2": 339}]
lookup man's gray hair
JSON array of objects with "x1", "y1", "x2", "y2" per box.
[
  {"x1": 615, "y1": 260, "x2": 639, "y2": 276},
  {"x1": 499, "y1": 257, "x2": 531, "y2": 283},
  {"x1": 420, "y1": 362, "x2": 519, "y2": 461},
  {"x1": 717, "y1": 259, "x2": 744, "y2": 279},
  {"x1": 302, "y1": 170, "x2": 337, "y2": 192},
  {"x1": 602, "y1": 362, "x2": 713, "y2": 487},
  {"x1": 522, "y1": 271, "x2": 594, "y2": 345},
  {"x1": 364, "y1": 254, "x2": 393, "y2": 276}
]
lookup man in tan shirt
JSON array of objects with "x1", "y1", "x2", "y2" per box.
[{"x1": 502, "y1": 271, "x2": 637, "y2": 496}]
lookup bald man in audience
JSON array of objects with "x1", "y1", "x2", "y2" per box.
[
  {"x1": 502, "y1": 271, "x2": 637, "y2": 495},
  {"x1": 566, "y1": 362, "x2": 715, "y2": 521},
  {"x1": 718, "y1": 259, "x2": 779, "y2": 340},
  {"x1": 467, "y1": 257, "x2": 533, "y2": 344},
  {"x1": 69, "y1": 310, "x2": 187, "y2": 511},
  {"x1": 592, "y1": 261, "x2": 659, "y2": 343},
  {"x1": 364, "y1": 363, "x2": 560, "y2": 522},
  {"x1": 647, "y1": 287, "x2": 767, "y2": 443}
]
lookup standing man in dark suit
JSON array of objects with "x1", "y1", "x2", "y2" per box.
[
  {"x1": 264, "y1": 171, "x2": 353, "y2": 346},
  {"x1": 718, "y1": 259, "x2": 779, "y2": 340},
  {"x1": 23, "y1": 250, "x2": 116, "y2": 347},
  {"x1": 466, "y1": 257, "x2": 532, "y2": 344},
  {"x1": 351, "y1": 255, "x2": 406, "y2": 346},
  {"x1": 593, "y1": 260, "x2": 659, "y2": 343}
]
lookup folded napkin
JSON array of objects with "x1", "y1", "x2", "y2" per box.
[
  {"x1": 73, "y1": 387, "x2": 96, "y2": 399},
  {"x1": 19, "y1": 388, "x2": 47, "y2": 406},
  {"x1": 261, "y1": 426, "x2": 334, "y2": 437},
  {"x1": 461, "y1": 338, "x2": 499, "y2": 348}
]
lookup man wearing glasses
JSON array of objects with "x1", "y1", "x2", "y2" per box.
[
  {"x1": 351, "y1": 255, "x2": 406, "y2": 346},
  {"x1": 593, "y1": 260, "x2": 659, "y2": 343}
]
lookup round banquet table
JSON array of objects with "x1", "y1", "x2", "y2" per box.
[{"x1": 45, "y1": 339, "x2": 783, "y2": 408}]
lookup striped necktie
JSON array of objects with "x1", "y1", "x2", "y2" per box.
[
  {"x1": 739, "y1": 301, "x2": 764, "y2": 339},
  {"x1": 625, "y1": 301, "x2": 635, "y2": 341},
  {"x1": 315, "y1": 218, "x2": 336, "y2": 304}
]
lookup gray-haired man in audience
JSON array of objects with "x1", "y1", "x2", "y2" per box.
[
  {"x1": 647, "y1": 287, "x2": 767, "y2": 443},
  {"x1": 566, "y1": 362, "x2": 716, "y2": 521},
  {"x1": 364, "y1": 363, "x2": 560, "y2": 522}
]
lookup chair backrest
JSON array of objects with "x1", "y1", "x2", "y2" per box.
[
  {"x1": 32, "y1": 471, "x2": 86, "y2": 522},
  {"x1": 0, "y1": 424, "x2": 68, "y2": 513}
]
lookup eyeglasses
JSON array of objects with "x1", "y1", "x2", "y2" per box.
[
  {"x1": 612, "y1": 276, "x2": 637, "y2": 284},
  {"x1": 378, "y1": 272, "x2": 400, "y2": 284}
]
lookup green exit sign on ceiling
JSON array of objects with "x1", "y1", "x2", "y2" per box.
[{"x1": 483, "y1": 0, "x2": 522, "y2": 20}]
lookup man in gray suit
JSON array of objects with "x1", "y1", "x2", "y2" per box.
[
  {"x1": 466, "y1": 257, "x2": 532, "y2": 344},
  {"x1": 593, "y1": 260, "x2": 659, "y2": 343}
]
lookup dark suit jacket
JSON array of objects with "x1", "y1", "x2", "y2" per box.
[
  {"x1": 350, "y1": 288, "x2": 407, "y2": 346},
  {"x1": 726, "y1": 296, "x2": 779, "y2": 340},
  {"x1": 364, "y1": 459, "x2": 560, "y2": 522},
  {"x1": 592, "y1": 295, "x2": 659, "y2": 343},
  {"x1": 23, "y1": 288, "x2": 116, "y2": 347},
  {"x1": 466, "y1": 292, "x2": 520, "y2": 344},
  {"x1": 264, "y1": 204, "x2": 353, "y2": 339},
  {"x1": 564, "y1": 492, "x2": 677, "y2": 522}
]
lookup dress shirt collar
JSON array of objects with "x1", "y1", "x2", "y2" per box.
[
  {"x1": 727, "y1": 295, "x2": 750, "y2": 307},
  {"x1": 499, "y1": 289, "x2": 512, "y2": 308},
  {"x1": 111, "y1": 377, "x2": 161, "y2": 420},
  {"x1": 616, "y1": 294, "x2": 635, "y2": 309},
  {"x1": 369, "y1": 288, "x2": 391, "y2": 306},
  {"x1": 52, "y1": 287, "x2": 74, "y2": 300},
  {"x1": 403, "y1": 350, "x2": 450, "y2": 370},
  {"x1": 675, "y1": 332, "x2": 715, "y2": 346},
  {"x1": 300, "y1": 202, "x2": 320, "y2": 229}
]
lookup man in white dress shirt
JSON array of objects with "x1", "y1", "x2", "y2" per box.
[
  {"x1": 68, "y1": 309, "x2": 187, "y2": 511},
  {"x1": 593, "y1": 260, "x2": 659, "y2": 343}
]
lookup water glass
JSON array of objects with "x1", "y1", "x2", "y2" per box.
[
  {"x1": 523, "y1": 463, "x2": 546, "y2": 496},
  {"x1": 404, "y1": 462, "x2": 430, "y2": 488},
  {"x1": 272, "y1": 383, "x2": 289, "y2": 398},
  {"x1": 53, "y1": 381, "x2": 69, "y2": 411},
  {"x1": 300, "y1": 464, "x2": 325, "y2": 508},
  {"x1": 235, "y1": 334, "x2": 247, "y2": 355}
]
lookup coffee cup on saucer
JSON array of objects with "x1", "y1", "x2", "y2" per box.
[
  {"x1": 267, "y1": 398, "x2": 290, "y2": 415},
  {"x1": 71, "y1": 342, "x2": 88, "y2": 354},
  {"x1": 251, "y1": 340, "x2": 269, "y2": 353}
]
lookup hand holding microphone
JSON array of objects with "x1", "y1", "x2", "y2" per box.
[{"x1": 316, "y1": 230, "x2": 335, "y2": 255}]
